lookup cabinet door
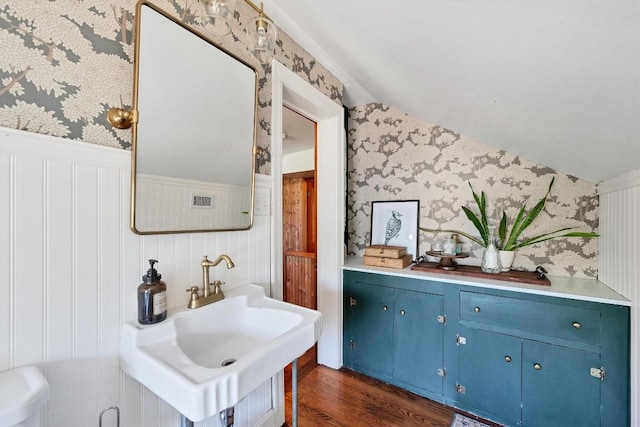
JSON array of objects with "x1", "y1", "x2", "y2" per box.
[
  {"x1": 345, "y1": 281, "x2": 394, "y2": 377},
  {"x1": 394, "y1": 289, "x2": 444, "y2": 394},
  {"x1": 457, "y1": 328, "x2": 521, "y2": 427},
  {"x1": 522, "y1": 340, "x2": 600, "y2": 427}
]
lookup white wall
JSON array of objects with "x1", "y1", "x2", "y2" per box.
[
  {"x1": 282, "y1": 149, "x2": 314, "y2": 174},
  {"x1": 597, "y1": 169, "x2": 640, "y2": 427},
  {"x1": 0, "y1": 128, "x2": 275, "y2": 427},
  {"x1": 136, "y1": 174, "x2": 251, "y2": 231}
]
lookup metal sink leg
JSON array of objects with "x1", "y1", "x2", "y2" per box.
[{"x1": 292, "y1": 358, "x2": 298, "y2": 427}]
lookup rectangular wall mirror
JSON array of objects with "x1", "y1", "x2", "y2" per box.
[{"x1": 130, "y1": 1, "x2": 258, "y2": 234}]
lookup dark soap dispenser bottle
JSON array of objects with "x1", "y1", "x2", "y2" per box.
[{"x1": 137, "y1": 259, "x2": 167, "y2": 324}]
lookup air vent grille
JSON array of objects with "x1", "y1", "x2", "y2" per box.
[{"x1": 191, "y1": 194, "x2": 214, "y2": 208}]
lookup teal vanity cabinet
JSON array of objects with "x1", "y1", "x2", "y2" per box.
[
  {"x1": 521, "y1": 340, "x2": 600, "y2": 426},
  {"x1": 342, "y1": 266, "x2": 630, "y2": 427},
  {"x1": 344, "y1": 280, "x2": 394, "y2": 378},
  {"x1": 343, "y1": 271, "x2": 446, "y2": 400},
  {"x1": 456, "y1": 326, "x2": 522, "y2": 426},
  {"x1": 455, "y1": 326, "x2": 603, "y2": 427},
  {"x1": 455, "y1": 290, "x2": 629, "y2": 427}
]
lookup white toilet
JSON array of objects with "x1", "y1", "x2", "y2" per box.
[{"x1": 0, "y1": 366, "x2": 49, "y2": 427}]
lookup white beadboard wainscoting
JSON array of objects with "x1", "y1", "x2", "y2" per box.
[
  {"x1": 0, "y1": 127, "x2": 277, "y2": 427},
  {"x1": 598, "y1": 169, "x2": 640, "y2": 427},
  {"x1": 136, "y1": 173, "x2": 251, "y2": 231}
]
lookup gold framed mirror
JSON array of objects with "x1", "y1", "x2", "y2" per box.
[{"x1": 125, "y1": 1, "x2": 258, "y2": 234}]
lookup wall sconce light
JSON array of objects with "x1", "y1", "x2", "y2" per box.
[
  {"x1": 202, "y1": 0, "x2": 237, "y2": 36},
  {"x1": 245, "y1": 2, "x2": 278, "y2": 65}
]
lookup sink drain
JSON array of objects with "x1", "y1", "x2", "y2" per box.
[{"x1": 221, "y1": 358, "x2": 236, "y2": 367}]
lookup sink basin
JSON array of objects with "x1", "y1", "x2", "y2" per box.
[
  {"x1": 120, "y1": 284, "x2": 322, "y2": 422},
  {"x1": 0, "y1": 366, "x2": 49, "y2": 427}
]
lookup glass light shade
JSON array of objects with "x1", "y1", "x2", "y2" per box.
[
  {"x1": 203, "y1": 0, "x2": 237, "y2": 36},
  {"x1": 246, "y1": 15, "x2": 277, "y2": 64}
]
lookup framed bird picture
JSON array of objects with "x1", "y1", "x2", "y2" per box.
[{"x1": 370, "y1": 200, "x2": 420, "y2": 259}]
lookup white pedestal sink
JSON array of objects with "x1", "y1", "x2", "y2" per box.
[
  {"x1": 0, "y1": 366, "x2": 49, "y2": 427},
  {"x1": 119, "y1": 284, "x2": 322, "y2": 422}
]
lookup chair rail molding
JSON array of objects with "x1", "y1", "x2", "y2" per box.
[{"x1": 0, "y1": 126, "x2": 274, "y2": 426}]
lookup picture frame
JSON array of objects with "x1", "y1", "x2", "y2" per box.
[{"x1": 370, "y1": 200, "x2": 420, "y2": 258}]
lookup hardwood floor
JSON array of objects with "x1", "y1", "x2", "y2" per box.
[{"x1": 284, "y1": 364, "x2": 455, "y2": 427}]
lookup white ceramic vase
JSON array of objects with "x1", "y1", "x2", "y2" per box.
[{"x1": 499, "y1": 250, "x2": 515, "y2": 272}]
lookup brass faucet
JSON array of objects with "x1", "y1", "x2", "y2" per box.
[{"x1": 185, "y1": 255, "x2": 235, "y2": 309}]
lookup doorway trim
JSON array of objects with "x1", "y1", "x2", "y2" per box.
[{"x1": 271, "y1": 60, "x2": 344, "y2": 370}]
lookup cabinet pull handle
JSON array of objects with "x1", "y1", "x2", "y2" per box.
[
  {"x1": 400, "y1": 310, "x2": 405, "y2": 315},
  {"x1": 382, "y1": 306, "x2": 387, "y2": 311},
  {"x1": 504, "y1": 356, "x2": 512, "y2": 363},
  {"x1": 533, "y1": 363, "x2": 542, "y2": 370},
  {"x1": 474, "y1": 306, "x2": 481, "y2": 313},
  {"x1": 572, "y1": 321, "x2": 581, "y2": 329}
]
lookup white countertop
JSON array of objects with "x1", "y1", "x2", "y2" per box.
[{"x1": 342, "y1": 257, "x2": 630, "y2": 306}]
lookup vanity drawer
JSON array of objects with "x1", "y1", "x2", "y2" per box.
[{"x1": 459, "y1": 291, "x2": 601, "y2": 345}]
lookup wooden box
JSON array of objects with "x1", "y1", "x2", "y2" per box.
[
  {"x1": 364, "y1": 245, "x2": 407, "y2": 259},
  {"x1": 363, "y1": 254, "x2": 413, "y2": 269}
]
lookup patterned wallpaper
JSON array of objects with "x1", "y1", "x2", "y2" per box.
[
  {"x1": 0, "y1": 0, "x2": 343, "y2": 175},
  {"x1": 1, "y1": 2, "x2": 600, "y2": 277},
  {"x1": 347, "y1": 104, "x2": 599, "y2": 278}
]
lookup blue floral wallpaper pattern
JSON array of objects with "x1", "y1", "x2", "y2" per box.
[
  {"x1": 347, "y1": 103, "x2": 599, "y2": 278},
  {"x1": 0, "y1": 0, "x2": 343, "y2": 175},
  {"x1": 1, "y1": 2, "x2": 600, "y2": 278}
]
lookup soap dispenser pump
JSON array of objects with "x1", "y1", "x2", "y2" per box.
[{"x1": 137, "y1": 259, "x2": 167, "y2": 324}]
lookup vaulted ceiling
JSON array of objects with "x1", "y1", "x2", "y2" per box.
[{"x1": 264, "y1": 0, "x2": 640, "y2": 184}]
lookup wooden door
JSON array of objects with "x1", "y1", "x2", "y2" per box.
[
  {"x1": 283, "y1": 174, "x2": 317, "y2": 304},
  {"x1": 284, "y1": 252, "x2": 316, "y2": 309},
  {"x1": 283, "y1": 174, "x2": 316, "y2": 254},
  {"x1": 283, "y1": 172, "x2": 317, "y2": 373}
]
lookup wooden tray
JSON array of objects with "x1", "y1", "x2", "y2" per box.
[
  {"x1": 410, "y1": 261, "x2": 551, "y2": 286},
  {"x1": 425, "y1": 251, "x2": 469, "y2": 270}
]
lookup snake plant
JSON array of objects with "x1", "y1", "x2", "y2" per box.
[{"x1": 420, "y1": 177, "x2": 599, "y2": 250}]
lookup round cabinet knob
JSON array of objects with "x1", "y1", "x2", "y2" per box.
[
  {"x1": 382, "y1": 306, "x2": 388, "y2": 311},
  {"x1": 504, "y1": 356, "x2": 512, "y2": 363},
  {"x1": 474, "y1": 306, "x2": 481, "y2": 313},
  {"x1": 572, "y1": 321, "x2": 582, "y2": 329},
  {"x1": 400, "y1": 310, "x2": 406, "y2": 316},
  {"x1": 533, "y1": 363, "x2": 542, "y2": 370}
]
